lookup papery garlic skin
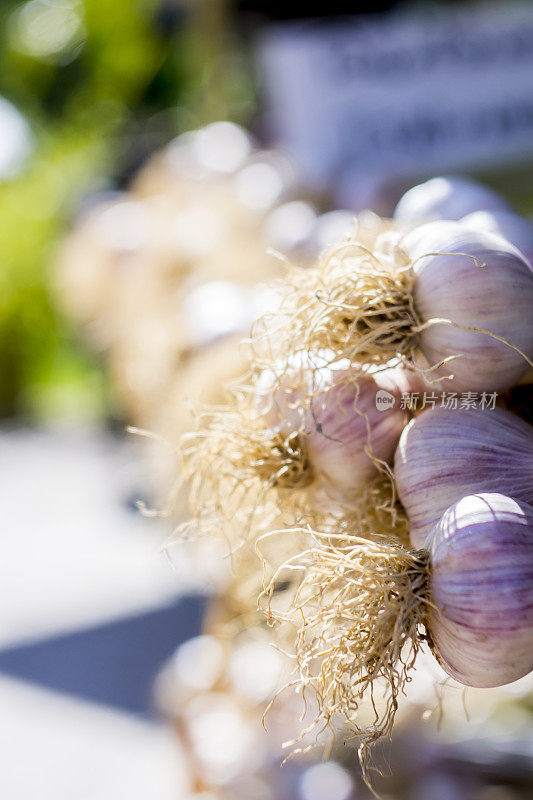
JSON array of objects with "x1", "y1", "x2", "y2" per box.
[
  {"x1": 254, "y1": 368, "x2": 308, "y2": 433},
  {"x1": 395, "y1": 406, "x2": 533, "y2": 548},
  {"x1": 256, "y1": 364, "x2": 407, "y2": 498},
  {"x1": 305, "y1": 370, "x2": 407, "y2": 498},
  {"x1": 461, "y1": 209, "x2": 533, "y2": 267},
  {"x1": 254, "y1": 351, "x2": 349, "y2": 433},
  {"x1": 393, "y1": 176, "x2": 509, "y2": 224},
  {"x1": 426, "y1": 493, "x2": 533, "y2": 688},
  {"x1": 403, "y1": 221, "x2": 533, "y2": 392}
]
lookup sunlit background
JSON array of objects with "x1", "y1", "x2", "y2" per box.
[{"x1": 1, "y1": 1, "x2": 533, "y2": 798}]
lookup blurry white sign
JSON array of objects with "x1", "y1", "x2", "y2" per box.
[
  {"x1": 0, "y1": 96, "x2": 32, "y2": 180},
  {"x1": 259, "y1": 4, "x2": 533, "y2": 197}
]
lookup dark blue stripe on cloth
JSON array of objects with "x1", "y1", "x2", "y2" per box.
[{"x1": 0, "y1": 594, "x2": 206, "y2": 716}]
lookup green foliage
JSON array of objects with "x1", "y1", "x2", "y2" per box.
[{"x1": 0, "y1": 0, "x2": 192, "y2": 419}]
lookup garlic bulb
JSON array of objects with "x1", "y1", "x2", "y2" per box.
[
  {"x1": 254, "y1": 350, "x2": 345, "y2": 432},
  {"x1": 427, "y1": 493, "x2": 533, "y2": 687},
  {"x1": 403, "y1": 221, "x2": 533, "y2": 392},
  {"x1": 260, "y1": 490, "x2": 533, "y2": 764},
  {"x1": 461, "y1": 209, "x2": 533, "y2": 266},
  {"x1": 257, "y1": 364, "x2": 407, "y2": 498},
  {"x1": 395, "y1": 405, "x2": 533, "y2": 548},
  {"x1": 393, "y1": 176, "x2": 509, "y2": 224},
  {"x1": 305, "y1": 369, "x2": 407, "y2": 498},
  {"x1": 268, "y1": 217, "x2": 533, "y2": 399}
]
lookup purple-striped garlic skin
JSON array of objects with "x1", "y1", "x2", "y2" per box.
[
  {"x1": 305, "y1": 369, "x2": 408, "y2": 498},
  {"x1": 403, "y1": 221, "x2": 533, "y2": 393},
  {"x1": 461, "y1": 209, "x2": 533, "y2": 267},
  {"x1": 395, "y1": 406, "x2": 533, "y2": 549},
  {"x1": 393, "y1": 176, "x2": 509, "y2": 224},
  {"x1": 257, "y1": 365, "x2": 408, "y2": 498},
  {"x1": 426, "y1": 493, "x2": 533, "y2": 688}
]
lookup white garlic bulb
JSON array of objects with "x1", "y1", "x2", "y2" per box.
[
  {"x1": 461, "y1": 209, "x2": 533, "y2": 266},
  {"x1": 426, "y1": 493, "x2": 533, "y2": 687},
  {"x1": 402, "y1": 221, "x2": 533, "y2": 392},
  {"x1": 395, "y1": 405, "x2": 533, "y2": 548},
  {"x1": 394, "y1": 176, "x2": 509, "y2": 223}
]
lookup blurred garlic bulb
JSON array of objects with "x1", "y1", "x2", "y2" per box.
[
  {"x1": 263, "y1": 200, "x2": 317, "y2": 256},
  {"x1": 182, "y1": 281, "x2": 250, "y2": 349},
  {"x1": 427, "y1": 493, "x2": 533, "y2": 687},
  {"x1": 402, "y1": 221, "x2": 533, "y2": 392},
  {"x1": 308, "y1": 210, "x2": 356, "y2": 256},
  {"x1": 394, "y1": 176, "x2": 509, "y2": 223},
  {"x1": 234, "y1": 151, "x2": 293, "y2": 211},
  {"x1": 395, "y1": 405, "x2": 533, "y2": 548},
  {"x1": 54, "y1": 195, "x2": 152, "y2": 336},
  {"x1": 461, "y1": 209, "x2": 533, "y2": 266},
  {"x1": 193, "y1": 121, "x2": 252, "y2": 174}
]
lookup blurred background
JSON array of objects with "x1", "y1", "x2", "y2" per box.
[{"x1": 1, "y1": 1, "x2": 533, "y2": 798}]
